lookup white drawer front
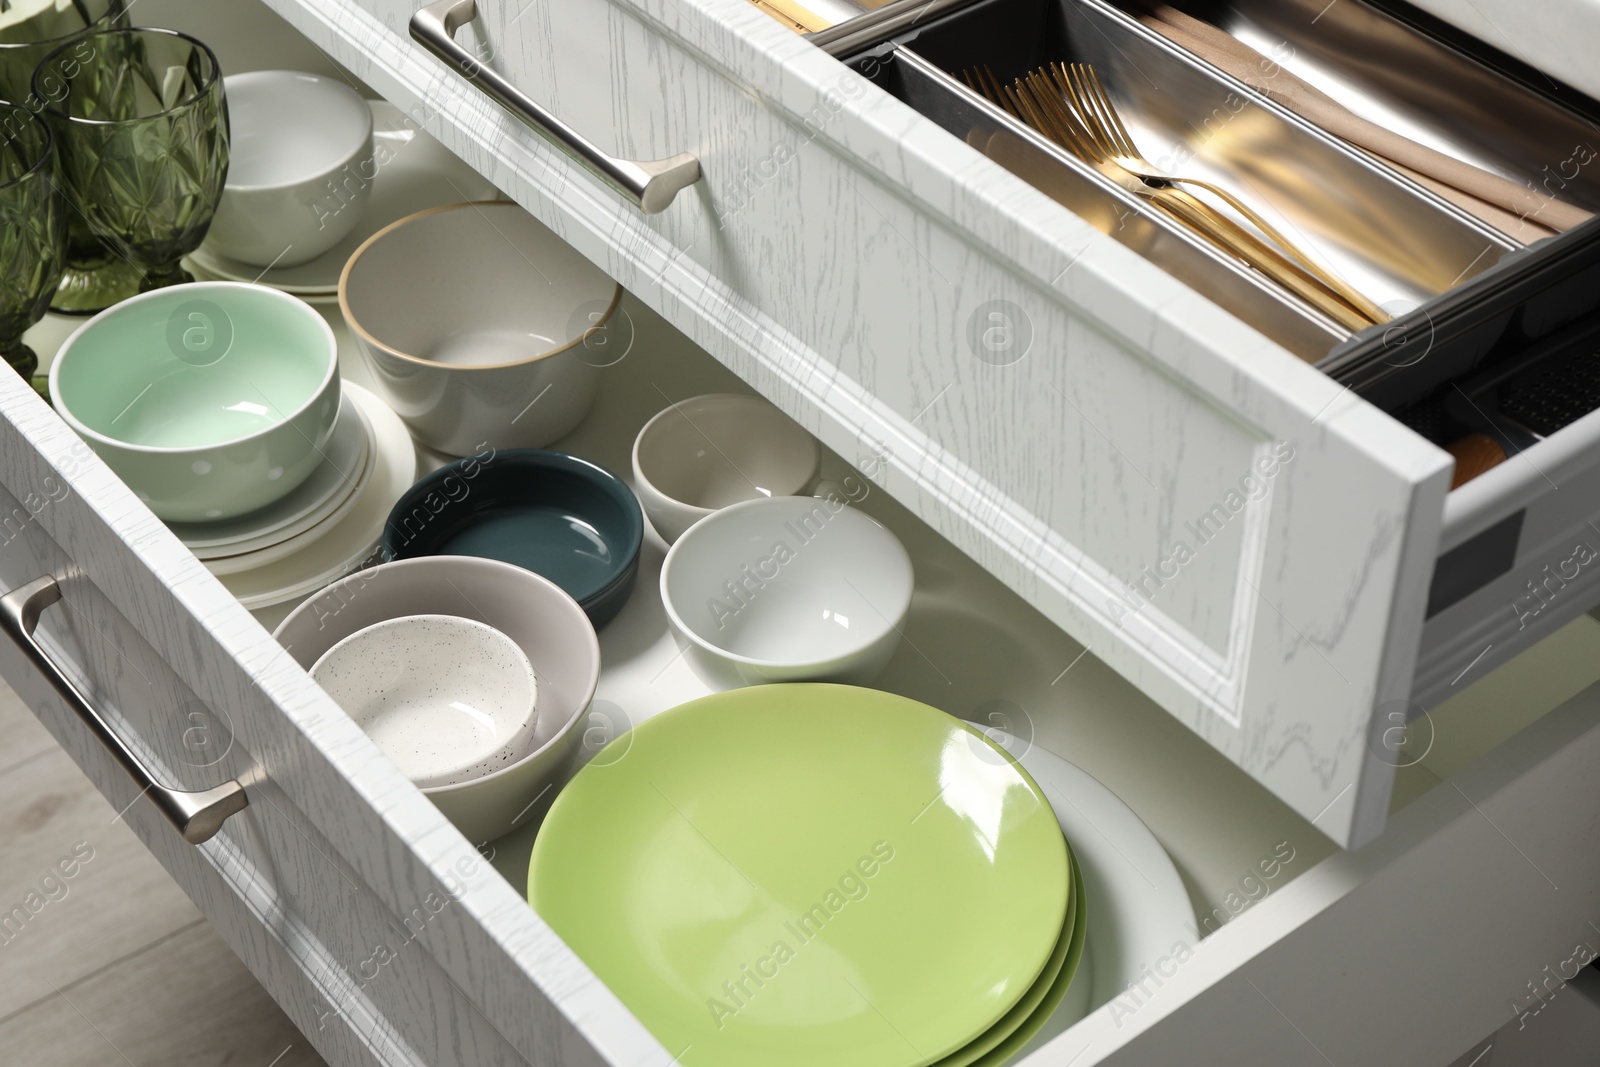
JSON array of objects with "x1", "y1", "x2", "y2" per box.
[
  {"x1": 0, "y1": 374, "x2": 664, "y2": 1066},
  {"x1": 258, "y1": 0, "x2": 1462, "y2": 848}
]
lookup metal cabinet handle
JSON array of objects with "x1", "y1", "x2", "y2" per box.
[
  {"x1": 410, "y1": 0, "x2": 701, "y2": 214},
  {"x1": 0, "y1": 576, "x2": 248, "y2": 844}
]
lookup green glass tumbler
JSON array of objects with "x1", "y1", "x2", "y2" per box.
[
  {"x1": 33, "y1": 27, "x2": 228, "y2": 294},
  {"x1": 0, "y1": 102, "x2": 65, "y2": 393},
  {"x1": 0, "y1": 0, "x2": 139, "y2": 314}
]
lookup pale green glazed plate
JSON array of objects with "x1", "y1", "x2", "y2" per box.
[
  {"x1": 529, "y1": 684, "x2": 1070, "y2": 1067},
  {"x1": 934, "y1": 842, "x2": 1083, "y2": 1067},
  {"x1": 963, "y1": 847, "x2": 1088, "y2": 1067}
]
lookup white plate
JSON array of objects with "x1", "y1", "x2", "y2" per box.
[
  {"x1": 177, "y1": 391, "x2": 372, "y2": 557},
  {"x1": 218, "y1": 382, "x2": 418, "y2": 609},
  {"x1": 187, "y1": 100, "x2": 500, "y2": 294},
  {"x1": 1005, "y1": 737, "x2": 1197, "y2": 1053},
  {"x1": 203, "y1": 398, "x2": 378, "y2": 575}
]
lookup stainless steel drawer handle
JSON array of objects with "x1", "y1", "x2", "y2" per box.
[
  {"x1": 410, "y1": 0, "x2": 702, "y2": 214},
  {"x1": 0, "y1": 576, "x2": 248, "y2": 845}
]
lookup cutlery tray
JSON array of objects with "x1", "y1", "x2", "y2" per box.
[{"x1": 846, "y1": 0, "x2": 1519, "y2": 363}]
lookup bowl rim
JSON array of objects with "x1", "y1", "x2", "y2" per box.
[
  {"x1": 381, "y1": 448, "x2": 646, "y2": 601},
  {"x1": 631, "y1": 391, "x2": 822, "y2": 515},
  {"x1": 218, "y1": 70, "x2": 375, "y2": 194},
  {"x1": 48, "y1": 281, "x2": 340, "y2": 456},
  {"x1": 338, "y1": 200, "x2": 623, "y2": 372},
  {"x1": 659, "y1": 495, "x2": 915, "y2": 670},
  {"x1": 272, "y1": 555, "x2": 602, "y2": 795}
]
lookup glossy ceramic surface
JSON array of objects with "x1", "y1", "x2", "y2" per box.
[
  {"x1": 173, "y1": 390, "x2": 372, "y2": 558},
  {"x1": 632, "y1": 393, "x2": 822, "y2": 544},
  {"x1": 310, "y1": 613, "x2": 538, "y2": 789},
  {"x1": 962, "y1": 853, "x2": 1087, "y2": 1067},
  {"x1": 529, "y1": 684, "x2": 1069, "y2": 1067},
  {"x1": 383, "y1": 449, "x2": 644, "y2": 628},
  {"x1": 189, "y1": 100, "x2": 499, "y2": 294},
  {"x1": 275, "y1": 555, "x2": 602, "y2": 843},
  {"x1": 206, "y1": 71, "x2": 374, "y2": 267},
  {"x1": 49, "y1": 282, "x2": 339, "y2": 521},
  {"x1": 931, "y1": 845, "x2": 1076, "y2": 1067},
  {"x1": 216, "y1": 381, "x2": 415, "y2": 609},
  {"x1": 340, "y1": 201, "x2": 617, "y2": 455},
  {"x1": 661, "y1": 496, "x2": 914, "y2": 685},
  {"x1": 1004, "y1": 736, "x2": 1194, "y2": 1051}
]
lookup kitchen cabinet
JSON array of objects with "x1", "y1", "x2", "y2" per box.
[{"x1": 1, "y1": 0, "x2": 1598, "y2": 1064}]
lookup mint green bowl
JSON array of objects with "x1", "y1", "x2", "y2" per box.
[{"x1": 50, "y1": 282, "x2": 340, "y2": 521}]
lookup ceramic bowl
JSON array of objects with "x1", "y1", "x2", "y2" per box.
[
  {"x1": 273, "y1": 556, "x2": 601, "y2": 843},
  {"x1": 661, "y1": 495, "x2": 914, "y2": 686},
  {"x1": 340, "y1": 201, "x2": 619, "y2": 455},
  {"x1": 49, "y1": 281, "x2": 340, "y2": 521},
  {"x1": 382, "y1": 449, "x2": 644, "y2": 629},
  {"x1": 632, "y1": 393, "x2": 822, "y2": 544},
  {"x1": 309, "y1": 614, "x2": 539, "y2": 789},
  {"x1": 206, "y1": 71, "x2": 375, "y2": 267}
]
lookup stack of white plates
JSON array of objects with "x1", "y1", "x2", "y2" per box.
[
  {"x1": 185, "y1": 99, "x2": 500, "y2": 302},
  {"x1": 175, "y1": 382, "x2": 418, "y2": 613}
]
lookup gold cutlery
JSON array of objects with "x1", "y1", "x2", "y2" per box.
[{"x1": 964, "y1": 62, "x2": 1385, "y2": 330}]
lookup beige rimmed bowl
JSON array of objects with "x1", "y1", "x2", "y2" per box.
[{"x1": 339, "y1": 200, "x2": 620, "y2": 456}]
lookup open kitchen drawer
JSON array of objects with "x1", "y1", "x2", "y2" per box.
[
  {"x1": 229, "y1": 0, "x2": 1600, "y2": 852},
  {"x1": 1, "y1": 0, "x2": 1599, "y2": 1066}
]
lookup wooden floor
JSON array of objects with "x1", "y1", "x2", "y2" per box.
[{"x1": 0, "y1": 679, "x2": 326, "y2": 1067}]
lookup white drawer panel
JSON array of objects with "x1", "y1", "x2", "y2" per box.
[
  {"x1": 0, "y1": 374, "x2": 658, "y2": 1066},
  {"x1": 260, "y1": 0, "x2": 1455, "y2": 849}
]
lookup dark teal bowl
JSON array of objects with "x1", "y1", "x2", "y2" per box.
[{"x1": 383, "y1": 449, "x2": 644, "y2": 628}]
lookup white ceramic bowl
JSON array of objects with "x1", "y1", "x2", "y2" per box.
[
  {"x1": 632, "y1": 393, "x2": 821, "y2": 544},
  {"x1": 207, "y1": 71, "x2": 375, "y2": 267},
  {"x1": 310, "y1": 614, "x2": 539, "y2": 789},
  {"x1": 274, "y1": 556, "x2": 601, "y2": 843},
  {"x1": 660, "y1": 495, "x2": 914, "y2": 686},
  {"x1": 340, "y1": 201, "x2": 619, "y2": 456}
]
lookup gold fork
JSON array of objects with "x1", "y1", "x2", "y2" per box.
[
  {"x1": 1063, "y1": 64, "x2": 1386, "y2": 324},
  {"x1": 962, "y1": 64, "x2": 1384, "y2": 329}
]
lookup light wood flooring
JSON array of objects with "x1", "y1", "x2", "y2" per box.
[{"x1": 0, "y1": 678, "x2": 326, "y2": 1066}]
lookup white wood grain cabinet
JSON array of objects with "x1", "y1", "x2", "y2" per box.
[{"x1": 1, "y1": 0, "x2": 1598, "y2": 1065}]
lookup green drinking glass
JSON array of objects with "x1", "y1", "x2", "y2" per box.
[
  {"x1": 0, "y1": 101, "x2": 64, "y2": 393},
  {"x1": 0, "y1": 0, "x2": 139, "y2": 314},
  {"x1": 33, "y1": 27, "x2": 228, "y2": 293}
]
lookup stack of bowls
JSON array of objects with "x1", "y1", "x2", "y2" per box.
[
  {"x1": 529, "y1": 684, "x2": 1086, "y2": 1067},
  {"x1": 48, "y1": 282, "x2": 419, "y2": 616},
  {"x1": 275, "y1": 556, "x2": 601, "y2": 844}
]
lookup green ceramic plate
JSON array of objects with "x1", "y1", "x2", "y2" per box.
[
  {"x1": 953, "y1": 844, "x2": 1088, "y2": 1067},
  {"x1": 933, "y1": 841, "x2": 1081, "y2": 1067},
  {"x1": 529, "y1": 684, "x2": 1070, "y2": 1067}
]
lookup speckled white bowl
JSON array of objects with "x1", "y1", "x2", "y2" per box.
[{"x1": 309, "y1": 614, "x2": 538, "y2": 789}]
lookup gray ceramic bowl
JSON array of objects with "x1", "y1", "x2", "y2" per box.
[{"x1": 273, "y1": 555, "x2": 600, "y2": 843}]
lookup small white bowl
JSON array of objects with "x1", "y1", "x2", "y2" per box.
[
  {"x1": 632, "y1": 393, "x2": 821, "y2": 544},
  {"x1": 208, "y1": 71, "x2": 375, "y2": 267},
  {"x1": 310, "y1": 614, "x2": 539, "y2": 789},
  {"x1": 661, "y1": 495, "x2": 914, "y2": 686}
]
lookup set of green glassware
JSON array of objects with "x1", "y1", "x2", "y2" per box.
[{"x1": 0, "y1": 0, "x2": 230, "y2": 389}]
